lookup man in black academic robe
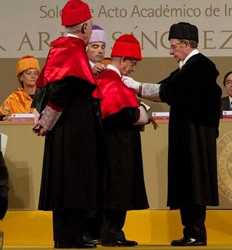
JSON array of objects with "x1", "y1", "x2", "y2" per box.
[
  {"x1": 32, "y1": 0, "x2": 103, "y2": 248},
  {"x1": 122, "y1": 22, "x2": 222, "y2": 247}
]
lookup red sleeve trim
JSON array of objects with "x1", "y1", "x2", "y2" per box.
[{"x1": 47, "y1": 101, "x2": 64, "y2": 112}]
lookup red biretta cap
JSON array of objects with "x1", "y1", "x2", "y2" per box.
[
  {"x1": 111, "y1": 34, "x2": 142, "y2": 61},
  {"x1": 61, "y1": 0, "x2": 91, "y2": 26}
]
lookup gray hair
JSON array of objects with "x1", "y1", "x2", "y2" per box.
[
  {"x1": 178, "y1": 39, "x2": 198, "y2": 49},
  {"x1": 65, "y1": 20, "x2": 90, "y2": 33},
  {"x1": 111, "y1": 56, "x2": 122, "y2": 61}
]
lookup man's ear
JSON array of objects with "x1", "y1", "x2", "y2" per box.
[
  {"x1": 184, "y1": 40, "x2": 190, "y2": 48},
  {"x1": 121, "y1": 57, "x2": 126, "y2": 63},
  {"x1": 81, "y1": 23, "x2": 87, "y2": 34}
]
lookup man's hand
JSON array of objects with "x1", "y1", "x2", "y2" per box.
[
  {"x1": 32, "y1": 123, "x2": 49, "y2": 136},
  {"x1": 92, "y1": 63, "x2": 106, "y2": 75}
]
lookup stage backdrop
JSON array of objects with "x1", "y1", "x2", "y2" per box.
[{"x1": 0, "y1": 0, "x2": 232, "y2": 58}]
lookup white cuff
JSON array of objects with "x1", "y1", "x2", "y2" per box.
[
  {"x1": 141, "y1": 83, "x2": 161, "y2": 101},
  {"x1": 134, "y1": 106, "x2": 148, "y2": 125}
]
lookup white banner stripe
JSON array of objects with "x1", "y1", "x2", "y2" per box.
[{"x1": 0, "y1": 0, "x2": 232, "y2": 58}]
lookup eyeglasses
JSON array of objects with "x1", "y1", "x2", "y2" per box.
[
  {"x1": 170, "y1": 41, "x2": 187, "y2": 51},
  {"x1": 123, "y1": 57, "x2": 138, "y2": 67},
  {"x1": 170, "y1": 42, "x2": 182, "y2": 51},
  {"x1": 130, "y1": 59, "x2": 138, "y2": 67}
]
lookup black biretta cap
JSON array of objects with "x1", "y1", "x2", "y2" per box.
[{"x1": 168, "y1": 22, "x2": 199, "y2": 43}]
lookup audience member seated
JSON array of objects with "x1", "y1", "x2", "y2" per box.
[
  {"x1": 221, "y1": 71, "x2": 232, "y2": 117},
  {"x1": 0, "y1": 55, "x2": 40, "y2": 120}
]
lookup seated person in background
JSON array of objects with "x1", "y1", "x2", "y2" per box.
[
  {"x1": 0, "y1": 150, "x2": 9, "y2": 220},
  {"x1": 87, "y1": 25, "x2": 107, "y2": 75},
  {"x1": 0, "y1": 55, "x2": 40, "y2": 119},
  {"x1": 221, "y1": 71, "x2": 232, "y2": 116}
]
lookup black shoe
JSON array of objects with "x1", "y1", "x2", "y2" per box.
[
  {"x1": 102, "y1": 238, "x2": 138, "y2": 247},
  {"x1": 171, "y1": 237, "x2": 207, "y2": 246},
  {"x1": 83, "y1": 234, "x2": 100, "y2": 245},
  {"x1": 54, "y1": 240, "x2": 96, "y2": 248}
]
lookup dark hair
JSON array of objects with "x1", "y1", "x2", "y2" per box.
[{"x1": 223, "y1": 71, "x2": 232, "y2": 86}]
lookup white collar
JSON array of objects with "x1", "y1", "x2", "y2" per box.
[
  {"x1": 229, "y1": 96, "x2": 232, "y2": 103},
  {"x1": 66, "y1": 33, "x2": 79, "y2": 39},
  {"x1": 179, "y1": 49, "x2": 199, "y2": 69},
  {"x1": 89, "y1": 61, "x2": 95, "y2": 69},
  {"x1": 107, "y1": 64, "x2": 121, "y2": 77}
]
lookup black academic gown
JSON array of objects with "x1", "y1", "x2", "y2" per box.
[
  {"x1": 38, "y1": 79, "x2": 102, "y2": 212},
  {"x1": 159, "y1": 53, "x2": 222, "y2": 209},
  {"x1": 96, "y1": 70, "x2": 149, "y2": 211},
  {"x1": 102, "y1": 109, "x2": 149, "y2": 211},
  {"x1": 33, "y1": 36, "x2": 103, "y2": 212}
]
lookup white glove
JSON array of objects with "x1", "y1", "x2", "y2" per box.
[{"x1": 122, "y1": 76, "x2": 141, "y2": 92}]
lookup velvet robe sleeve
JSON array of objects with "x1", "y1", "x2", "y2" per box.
[{"x1": 103, "y1": 107, "x2": 140, "y2": 129}]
